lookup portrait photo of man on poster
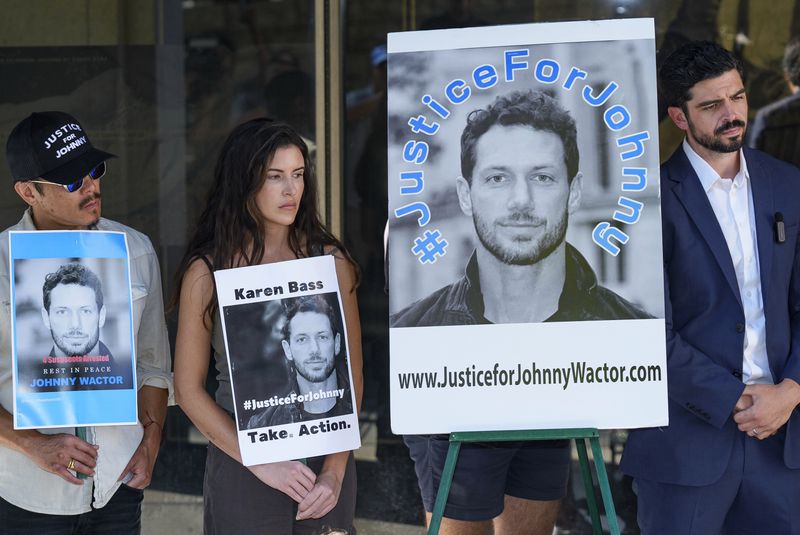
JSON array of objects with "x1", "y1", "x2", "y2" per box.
[
  {"x1": 391, "y1": 89, "x2": 651, "y2": 327},
  {"x1": 43, "y1": 264, "x2": 112, "y2": 359},
  {"x1": 387, "y1": 22, "x2": 668, "y2": 435},
  {"x1": 224, "y1": 292, "x2": 354, "y2": 431},
  {"x1": 13, "y1": 257, "x2": 134, "y2": 393},
  {"x1": 388, "y1": 38, "x2": 665, "y2": 328}
]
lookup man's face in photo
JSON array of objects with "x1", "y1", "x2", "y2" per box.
[
  {"x1": 282, "y1": 310, "x2": 340, "y2": 383},
  {"x1": 457, "y1": 124, "x2": 582, "y2": 265},
  {"x1": 41, "y1": 283, "x2": 105, "y2": 356}
]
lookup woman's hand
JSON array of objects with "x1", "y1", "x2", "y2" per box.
[
  {"x1": 296, "y1": 470, "x2": 343, "y2": 520},
  {"x1": 248, "y1": 460, "x2": 317, "y2": 503}
]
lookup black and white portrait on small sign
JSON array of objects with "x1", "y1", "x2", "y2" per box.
[
  {"x1": 224, "y1": 292, "x2": 354, "y2": 430},
  {"x1": 14, "y1": 257, "x2": 133, "y2": 392}
]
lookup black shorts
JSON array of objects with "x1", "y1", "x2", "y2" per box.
[{"x1": 404, "y1": 435, "x2": 571, "y2": 521}]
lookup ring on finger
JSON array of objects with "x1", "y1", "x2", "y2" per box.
[
  {"x1": 752, "y1": 428, "x2": 760, "y2": 436},
  {"x1": 67, "y1": 459, "x2": 76, "y2": 470}
]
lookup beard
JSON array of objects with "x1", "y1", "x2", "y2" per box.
[
  {"x1": 52, "y1": 327, "x2": 99, "y2": 356},
  {"x1": 473, "y1": 207, "x2": 568, "y2": 265},
  {"x1": 82, "y1": 193, "x2": 102, "y2": 227},
  {"x1": 295, "y1": 354, "x2": 336, "y2": 383},
  {"x1": 689, "y1": 118, "x2": 746, "y2": 153}
]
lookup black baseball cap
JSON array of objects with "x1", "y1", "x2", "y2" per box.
[{"x1": 6, "y1": 111, "x2": 115, "y2": 184}]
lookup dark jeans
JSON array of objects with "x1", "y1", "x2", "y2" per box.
[{"x1": 0, "y1": 484, "x2": 143, "y2": 535}]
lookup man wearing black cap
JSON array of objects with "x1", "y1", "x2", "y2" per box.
[{"x1": 0, "y1": 112, "x2": 172, "y2": 533}]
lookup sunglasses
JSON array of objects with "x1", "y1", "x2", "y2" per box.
[{"x1": 30, "y1": 162, "x2": 106, "y2": 193}]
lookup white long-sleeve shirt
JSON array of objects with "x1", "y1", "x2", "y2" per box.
[
  {"x1": 683, "y1": 140, "x2": 773, "y2": 385},
  {"x1": 0, "y1": 209, "x2": 173, "y2": 514}
]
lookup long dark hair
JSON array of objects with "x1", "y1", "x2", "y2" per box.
[{"x1": 173, "y1": 118, "x2": 357, "y2": 324}]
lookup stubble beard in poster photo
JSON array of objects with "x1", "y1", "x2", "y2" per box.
[
  {"x1": 223, "y1": 292, "x2": 354, "y2": 431},
  {"x1": 388, "y1": 39, "x2": 664, "y2": 327},
  {"x1": 14, "y1": 257, "x2": 134, "y2": 393}
]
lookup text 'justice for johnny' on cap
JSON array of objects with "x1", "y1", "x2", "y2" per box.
[{"x1": 5, "y1": 111, "x2": 115, "y2": 185}]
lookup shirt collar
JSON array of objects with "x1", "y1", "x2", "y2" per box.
[
  {"x1": 682, "y1": 139, "x2": 750, "y2": 192},
  {"x1": 19, "y1": 207, "x2": 37, "y2": 230},
  {"x1": 461, "y1": 244, "x2": 598, "y2": 323}
]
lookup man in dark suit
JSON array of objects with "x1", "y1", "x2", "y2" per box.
[
  {"x1": 621, "y1": 41, "x2": 800, "y2": 533},
  {"x1": 748, "y1": 37, "x2": 800, "y2": 166}
]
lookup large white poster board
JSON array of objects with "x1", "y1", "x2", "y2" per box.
[
  {"x1": 215, "y1": 256, "x2": 360, "y2": 465},
  {"x1": 388, "y1": 18, "x2": 668, "y2": 434}
]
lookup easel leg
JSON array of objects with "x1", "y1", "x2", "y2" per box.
[
  {"x1": 589, "y1": 437, "x2": 621, "y2": 535},
  {"x1": 575, "y1": 438, "x2": 603, "y2": 535},
  {"x1": 421, "y1": 430, "x2": 620, "y2": 534},
  {"x1": 428, "y1": 440, "x2": 462, "y2": 535}
]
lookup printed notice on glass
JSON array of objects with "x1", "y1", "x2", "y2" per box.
[
  {"x1": 215, "y1": 256, "x2": 360, "y2": 466},
  {"x1": 10, "y1": 231, "x2": 137, "y2": 429},
  {"x1": 388, "y1": 18, "x2": 668, "y2": 433}
]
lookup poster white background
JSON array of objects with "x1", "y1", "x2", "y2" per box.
[
  {"x1": 215, "y1": 256, "x2": 360, "y2": 465},
  {"x1": 388, "y1": 18, "x2": 667, "y2": 434},
  {"x1": 391, "y1": 319, "x2": 667, "y2": 434}
]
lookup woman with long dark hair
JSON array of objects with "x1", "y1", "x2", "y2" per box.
[{"x1": 173, "y1": 119, "x2": 362, "y2": 533}]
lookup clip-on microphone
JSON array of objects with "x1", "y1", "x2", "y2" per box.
[{"x1": 775, "y1": 212, "x2": 786, "y2": 244}]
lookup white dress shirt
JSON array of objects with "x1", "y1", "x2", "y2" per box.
[
  {"x1": 0, "y1": 209, "x2": 173, "y2": 514},
  {"x1": 683, "y1": 140, "x2": 773, "y2": 385}
]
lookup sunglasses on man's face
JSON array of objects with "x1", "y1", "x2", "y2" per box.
[{"x1": 29, "y1": 162, "x2": 106, "y2": 193}]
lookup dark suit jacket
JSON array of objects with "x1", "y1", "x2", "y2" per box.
[
  {"x1": 621, "y1": 146, "x2": 800, "y2": 486},
  {"x1": 748, "y1": 92, "x2": 800, "y2": 168}
]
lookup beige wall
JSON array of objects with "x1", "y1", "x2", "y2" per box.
[{"x1": 0, "y1": 1, "x2": 158, "y2": 46}]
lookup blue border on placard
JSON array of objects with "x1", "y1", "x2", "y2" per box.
[
  {"x1": 10, "y1": 231, "x2": 128, "y2": 259},
  {"x1": 15, "y1": 391, "x2": 138, "y2": 428},
  {"x1": 10, "y1": 231, "x2": 137, "y2": 428}
]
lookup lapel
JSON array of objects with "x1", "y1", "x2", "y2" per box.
[
  {"x1": 665, "y1": 147, "x2": 741, "y2": 306},
  {"x1": 744, "y1": 148, "x2": 775, "y2": 301}
]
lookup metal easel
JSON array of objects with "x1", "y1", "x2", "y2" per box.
[{"x1": 427, "y1": 428, "x2": 620, "y2": 535}]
